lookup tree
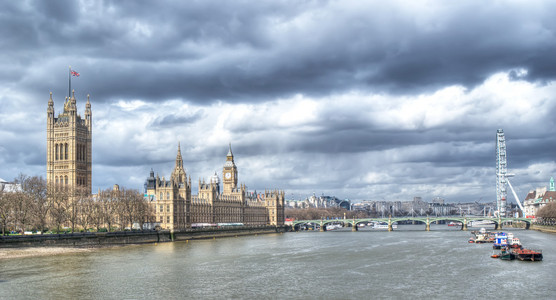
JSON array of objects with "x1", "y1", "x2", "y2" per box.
[
  {"x1": 131, "y1": 189, "x2": 152, "y2": 230},
  {"x1": 27, "y1": 176, "x2": 49, "y2": 233},
  {"x1": 78, "y1": 191, "x2": 95, "y2": 232},
  {"x1": 537, "y1": 202, "x2": 556, "y2": 220},
  {"x1": 12, "y1": 174, "x2": 32, "y2": 233},
  {"x1": 90, "y1": 197, "x2": 104, "y2": 231},
  {"x1": 0, "y1": 189, "x2": 14, "y2": 235},
  {"x1": 99, "y1": 188, "x2": 117, "y2": 232},
  {"x1": 48, "y1": 184, "x2": 70, "y2": 233}
]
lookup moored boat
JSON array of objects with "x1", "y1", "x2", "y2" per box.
[
  {"x1": 508, "y1": 237, "x2": 522, "y2": 249},
  {"x1": 372, "y1": 223, "x2": 398, "y2": 229},
  {"x1": 469, "y1": 220, "x2": 495, "y2": 227},
  {"x1": 499, "y1": 247, "x2": 515, "y2": 261},
  {"x1": 511, "y1": 248, "x2": 543, "y2": 261},
  {"x1": 493, "y1": 232, "x2": 508, "y2": 249}
]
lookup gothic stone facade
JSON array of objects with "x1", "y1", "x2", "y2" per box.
[
  {"x1": 145, "y1": 144, "x2": 285, "y2": 230},
  {"x1": 47, "y1": 90, "x2": 92, "y2": 193}
]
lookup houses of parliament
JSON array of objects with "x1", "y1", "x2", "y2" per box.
[
  {"x1": 46, "y1": 88, "x2": 285, "y2": 229},
  {"x1": 144, "y1": 144, "x2": 285, "y2": 230}
]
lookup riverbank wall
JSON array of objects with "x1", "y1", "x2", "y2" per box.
[
  {"x1": 530, "y1": 224, "x2": 556, "y2": 234},
  {"x1": 0, "y1": 226, "x2": 287, "y2": 248}
]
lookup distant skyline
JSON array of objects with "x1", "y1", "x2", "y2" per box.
[{"x1": 1, "y1": 1, "x2": 556, "y2": 203}]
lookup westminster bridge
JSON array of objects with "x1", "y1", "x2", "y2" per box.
[{"x1": 291, "y1": 216, "x2": 533, "y2": 231}]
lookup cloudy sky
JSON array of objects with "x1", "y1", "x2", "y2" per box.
[{"x1": 1, "y1": 0, "x2": 556, "y2": 204}]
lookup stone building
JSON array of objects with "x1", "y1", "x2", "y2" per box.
[
  {"x1": 523, "y1": 177, "x2": 556, "y2": 218},
  {"x1": 46, "y1": 90, "x2": 92, "y2": 193},
  {"x1": 144, "y1": 144, "x2": 285, "y2": 230}
]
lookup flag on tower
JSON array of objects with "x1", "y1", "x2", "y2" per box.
[{"x1": 71, "y1": 70, "x2": 80, "y2": 77}]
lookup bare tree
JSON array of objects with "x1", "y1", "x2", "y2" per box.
[
  {"x1": 0, "y1": 190, "x2": 14, "y2": 235},
  {"x1": 90, "y1": 197, "x2": 103, "y2": 231},
  {"x1": 132, "y1": 190, "x2": 152, "y2": 230},
  {"x1": 121, "y1": 188, "x2": 135, "y2": 230},
  {"x1": 48, "y1": 184, "x2": 70, "y2": 233},
  {"x1": 537, "y1": 202, "x2": 556, "y2": 221},
  {"x1": 99, "y1": 188, "x2": 117, "y2": 232},
  {"x1": 78, "y1": 192, "x2": 95, "y2": 232},
  {"x1": 27, "y1": 176, "x2": 49, "y2": 234},
  {"x1": 12, "y1": 174, "x2": 32, "y2": 233}
]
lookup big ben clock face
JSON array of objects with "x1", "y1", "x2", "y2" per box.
[{"x1": 225, "y1": 172, "x2": 231, "y2": 179}]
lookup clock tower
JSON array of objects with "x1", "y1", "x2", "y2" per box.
[{"x1": 223, "y1": 143, "x2": 238, "y2": 194}]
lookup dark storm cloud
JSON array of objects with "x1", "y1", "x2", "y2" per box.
[
  {"x1": 3, "y1": 1, "x2": 556, "y2": 104},
  {"x1": 2, "y1": 0, "x2": 556, "y2": 203},
  {"x1": 151, "y1": 110, "x2": 205, "y2": 128}
]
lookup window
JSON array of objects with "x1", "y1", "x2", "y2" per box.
[
  {"x1": 65, "y1": 143, "x2": 68, "y2": 160},
  {"x1": 167, "y1": 205, "x2": 170, "y2": 212},
  {"x1": 167, "y1": 216, "x2": 170, "y2": 223},
  {"x1": 55, "y1": 144, "x2": 58, "y2": 160},
  {"x1": 166, "y1": 192, "x2": 170, "y2": 199},
  {"x1": 160, "y1": 192, "x2": 163, "y2": 200},
  {"x1": 159, "y1": 205, "x2": 163, "y2": 212},
  {"x1": 160, "y1": 216, "x2": 163, "y2": 223}
]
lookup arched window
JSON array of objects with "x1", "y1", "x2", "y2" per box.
[
  {"x1": 55, "y1": 176, "x2": 58, "y2": 184},
  {"x1": 166, "y1": 192, "x2": 170, "y2": 200},
  {"x1": 55, "y1": 144, "x2": 58, "y2": 160},
  {"x1": 65, "y1": 176, "x2": 68, "y2": 185},
  {"x1": 65, "y1": 143, "x2": 68, "y2": 160}
]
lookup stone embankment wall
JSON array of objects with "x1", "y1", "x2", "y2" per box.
[
  {"x1": 530, "y1": 224, "x2": 556, "y2": 234},
  {"x1": 0, "y1": 226, "x2": 287, "y2": 248}
]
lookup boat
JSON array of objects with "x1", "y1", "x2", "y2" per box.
[
  {"x1": 372, "y1": 223, "x2": 398, "y2": 229},
  {"x1": 326, "y1": 224, "x2": 342, "y2": 231},
  {"x1": 469, "y1": 220, "x2": 495, "y2": 227},
  {"x1": 492, "y1": 232, "x2": 508, "y2": 249},
  {"x1": 447, "y1": 221, "x2": 461, "y2": 226},
  {"x1": 511, "y1": 248, "x2": 543, "y2": 261},
  {"x1": 499, "y1": 247, "x2": 515, "y2": 261},
  {"x1": 508, "y1": 237, "x2": 522, "y2": 249}
]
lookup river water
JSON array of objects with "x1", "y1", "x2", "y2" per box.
[{"x1": 1, "y1": 225, "x2": 555, "y2": 299}]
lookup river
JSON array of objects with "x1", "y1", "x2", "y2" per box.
[{"x1": 1, "y1": 225, "x2": 555, "y2": 299}]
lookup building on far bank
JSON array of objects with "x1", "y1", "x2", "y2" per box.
[
  {"x1": 523, "y1": 177, "x2": 556, "y2": 218},
  {"x1": 285, "y1": 193, "x2": 351, "y2": 210},
  {"x1": 144, "y1": 144, "x2": 285, "y2": 230},
  {"x1": 0, "y1": 178, "x2": 20, "y2": 193}
]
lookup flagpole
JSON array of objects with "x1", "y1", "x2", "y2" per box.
[{"x1": 68, "y1": 66, "x2": 71, "y2": 100}]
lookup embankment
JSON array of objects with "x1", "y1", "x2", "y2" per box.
[
  {"x1": 0, "y1": 226, "x2": 287, "y2": 248},
  {"x1": 530, "y1": 224, "x2": 556, "y2": 234}
]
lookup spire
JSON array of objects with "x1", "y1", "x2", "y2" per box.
[
  {"x1": 550, "y1": 177, "x2": 555, "y2": 192},
  {"x1": 172, "y1": 142, "x2": 186, "y2": 184},
  {"x1": 227, "y1": 143, "x2": 233, "y2": 157},
  {"x1": 71, "y1": 89, "x2": 76, "y2": 105},
  {"x1": 175, "y1": 142, "x2": 183, "y2": 167},
  {"x1": 47, "y1": 92, "x2": 54, "y2": 118}
]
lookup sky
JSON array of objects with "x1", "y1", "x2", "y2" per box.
[{"x1": 1, "y1": 0, "x2": 556, "y2": 204}]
